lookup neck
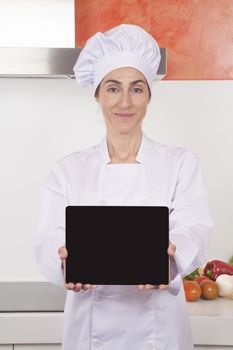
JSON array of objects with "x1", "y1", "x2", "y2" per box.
[{"x1": 106, "y1": 129, "x2": 143, "y2": 163}]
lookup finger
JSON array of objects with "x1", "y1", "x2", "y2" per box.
[
  {"x1": 83, "y1": 284, "x2": 91, "y2": 290},
  {"x1": 92, "y1": 285, "x2": 97, "y2": 288},
  {"x1": 138, "y1": 284, "x2": 145, "y2": 290},
  {"x1": 58, "y1": 246, "x2": 68, "y2": 259},
  {"x1": 167, "y1": 243, "x2": 176, "y2": 256},
  {"x1": 74, "y1": 283, "x2": 83, "y2": 292},
  {"x1": 145, "y1": 284, "x2": 156, "y2": 289},
  {"x1": 58, "y1": 247, "x2": 65, "y2": 258},
  {"x1": 65, "y1": 282, "x2": 75, "y2": 290},
  {"x1": 159, "y1": 284, "x2": 169, "y2": 290}
]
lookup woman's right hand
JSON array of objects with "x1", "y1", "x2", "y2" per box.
[{"x1": 58, "y1": 245, "x2": 96, "y2": 292}]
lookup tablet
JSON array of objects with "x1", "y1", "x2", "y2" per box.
[{"x1": 65, "y1": 206, "x2": 169, "y2": 285}]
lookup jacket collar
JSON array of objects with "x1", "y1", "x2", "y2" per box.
[{"x1": 99, "y1": 131, "x2": 149, "y2": 164}]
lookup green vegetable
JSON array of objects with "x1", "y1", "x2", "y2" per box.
[
  {"x1": 228, "y1": 256, "x2": 233, "y2": 266},
  {"x1": 184, "y1": 269, "x2": 200, "y2": 281}
]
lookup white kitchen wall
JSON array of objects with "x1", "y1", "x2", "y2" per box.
[{"x1": 0, "y1": 78, "x2": 232, "y2": 281}]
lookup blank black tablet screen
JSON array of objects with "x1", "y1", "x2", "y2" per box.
[{"x1": 65, "y1": 206, "x2": 169, "y2": 285}]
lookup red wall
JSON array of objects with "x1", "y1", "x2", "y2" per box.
[{"x1": 75, "y1": 0, "x2": 233, "y2": 80}]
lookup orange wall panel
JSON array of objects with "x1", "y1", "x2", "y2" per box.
[{"x1": 75, "y1": 0, "x2": 233, "y2": 80}]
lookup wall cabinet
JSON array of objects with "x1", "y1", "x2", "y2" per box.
[{"x1": 0, "y1": 346, "x2": 13, "y2": 350}]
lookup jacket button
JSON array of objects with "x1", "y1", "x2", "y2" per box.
[{"x1": 93, "y1": 339, "x2": 103, "y2": 348}]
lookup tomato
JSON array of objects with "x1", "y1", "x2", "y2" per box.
[
  {"x1": 200, "y1": 280, "x2": 219, "y2": 300},
  {"x1": 193, "y1": 276, "x2": 210, "y2": 285},
  {"x1": 183, "y1": 281, "x2": 201, "y2": 302}
]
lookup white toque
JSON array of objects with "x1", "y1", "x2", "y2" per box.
[{"x1": 73, "y1": 24, "x2": 161, "y2": 92}]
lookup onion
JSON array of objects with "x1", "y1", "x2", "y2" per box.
[{"x1": 216, "y1": 274, "x2": 233, "y2": 299}]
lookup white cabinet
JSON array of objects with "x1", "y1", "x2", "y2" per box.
[
  {"x1": 14, "y1": 345, "x2": 61, "y2": 350},
  {"x1": 0, "y1": 298, "x2": 232, "y2": 349},
  {"x1": 195, "y1": 347, "x2": 233, "y2": 349},
  {"x1": 0, "y1": 312, "x2": 63, "y2": 344},
  {"x1": 188, "y1": 298, "x2": 233, "y2": 347}
]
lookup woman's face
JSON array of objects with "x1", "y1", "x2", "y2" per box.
[{"x1": 96, "y1": 67, "x2": 150, "y2": 135}]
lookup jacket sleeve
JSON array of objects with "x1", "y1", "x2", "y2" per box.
[
  {"x1": 167, "y1": 151, "x2": 214, "y2": 295},
  {"x1": 34, "y1": 162, "x2": 69, "y2": 287}
]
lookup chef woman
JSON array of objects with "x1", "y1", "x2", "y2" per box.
[{"x1": 35, "y1": 24, "x2": 214, "y2": 350}]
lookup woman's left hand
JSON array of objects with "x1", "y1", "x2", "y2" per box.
[{"x1": 136, "y1": 243, "x2": 176, "y2": 290}]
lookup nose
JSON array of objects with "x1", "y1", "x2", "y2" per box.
[{"x1": 118, "y1": 91, "x2": 132, "y2": 109}]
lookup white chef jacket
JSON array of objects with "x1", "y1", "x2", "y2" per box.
[{"x1": 35, "y1": 132, "x2": 214, "y2": 350}]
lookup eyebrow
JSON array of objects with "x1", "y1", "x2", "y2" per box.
[{"x1": 104, "y1": 79, "x2": 146, "y2": 86}]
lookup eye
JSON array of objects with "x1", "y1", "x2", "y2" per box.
[
  {"x1": 132, "y1": 87, "x2": 143, "y2": 93},
  {"x1": 107, "y1": 86, "x2": 120, "y2": 93}
]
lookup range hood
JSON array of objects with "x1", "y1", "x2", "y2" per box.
[{"x1": 0, "y1": 47, "x2": 167, "y2": 79}]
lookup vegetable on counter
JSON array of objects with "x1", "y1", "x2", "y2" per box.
[
  {"x1": 193, "y1": 275, "x2": 210, "y2": 285},
  {"x1": 216, "y1": 274, "x2": 233, "y2": 299},
  {"x1": 200, "y1": 280, "x2": 219, "y2": 300},
  {"x1": 204, "y1": 259, "x2": 233, "y2": 281},
  {"x1": 184, "y1": 269, "x2": 200, "y2": 281},
  {"x1": 228, "y1": 256, "x2": 233, "y2": 266},
  {"x1": 183, "y1": 280, "x2": 201, "y2": 302}
]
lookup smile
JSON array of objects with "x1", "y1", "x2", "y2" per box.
[{"x1": 114, "y1": 113, "x2": 134, "y2": 118}]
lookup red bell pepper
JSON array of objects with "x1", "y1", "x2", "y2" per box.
[{"x1": 204, "y1": 259, "x2": 233, "y2": 281}]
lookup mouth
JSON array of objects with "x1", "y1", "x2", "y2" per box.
[{"x1": 114, "y1": 113, "x2": 134, "y2": 118}]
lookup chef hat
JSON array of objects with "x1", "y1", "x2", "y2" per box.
[{"x1": 73, "y1": 24, "x2": 161, "y2": 92}]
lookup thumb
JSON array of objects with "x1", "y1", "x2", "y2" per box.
[
  {"x1": 167, "y1": 243, "x2": 176, "y2": 256},
  {"x1": 58, "y1": 246, "x2": 68, "y2": 260}
]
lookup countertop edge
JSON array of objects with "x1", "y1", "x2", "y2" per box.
[{"x1": 1, "y1": 311, "x2": 233, "y2": 345}]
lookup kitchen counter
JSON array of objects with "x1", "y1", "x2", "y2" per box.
[
  {"x1": 0, "y1": 282, "x2": 233, "y2": 346},
  {"x1": 0, "y1": 282, "x2": 65, "y2": 344},
  {"x1": 187, "y1": 297, "x2": 233, "y2": 346},
  {"x1": 0, "y1": 282, "x2": 65, "y2": 312}
]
